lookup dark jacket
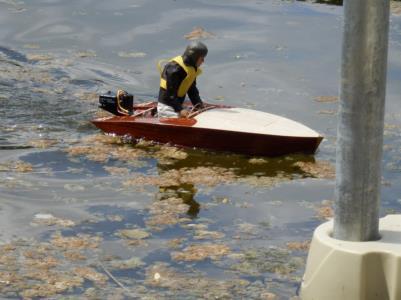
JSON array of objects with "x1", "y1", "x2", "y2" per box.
[{"x1": 158, "y1": 58, "x2": 203, "y2": 112}]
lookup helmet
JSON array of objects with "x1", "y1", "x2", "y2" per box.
[{"x1": 182, "y1": 41, "x2": 208, "y2": 66}]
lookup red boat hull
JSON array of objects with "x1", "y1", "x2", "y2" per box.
[{"x1": 91, "y1": 115, "x2": 323, "y2": 156}]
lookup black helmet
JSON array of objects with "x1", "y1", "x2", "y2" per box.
[{"x1": 182, "y1": 41, "x2": 208, "y2": 66}]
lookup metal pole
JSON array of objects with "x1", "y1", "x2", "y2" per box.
[{"x1": 334, "y1": 0, "x2": 390, "y2": 241}]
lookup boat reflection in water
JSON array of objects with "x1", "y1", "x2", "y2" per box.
[{"x1": 153, "y1": 148, "x2": 318, "y2": 219}]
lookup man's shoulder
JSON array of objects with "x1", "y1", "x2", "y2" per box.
[
  {"x1": 165, "y1": 61, "x2": 185, "y2": 75},
  {"x1": 166, "y1": 60, "x2": 182, "y2": 69}
]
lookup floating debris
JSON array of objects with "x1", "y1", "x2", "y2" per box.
[
  {"x1": 104, "y1": 166, "x2": 130, "y2": 176},
  {"x1": 65, "y1": 145, "x2": 94, "y2": 157},
  {"x1": 110, "y1": 256, "x2": 145, "y2": 269},
  {"x1": 220, "y1": 197, "x2": 231, "y2": 204},
  {"x1": 51, "y1": 233, "x2": 101, "y2": 250},
  {"x1": 20, "y1": 276, "x2": 84, "y2": 299},
  {"x1": 87, "y1": 152, "x2": 109, "y2": 162},
  {"x1": 181, "y1": 222, "x2": 208, "y2": 231},
  {"x1": 75, "y1": 50, "x2": 97, "y2": 58},
  {"x1": 31, "y1": 87, "x2": 57, "y2": 95},
  {"x1": 315, "y1": 200, "x2": 334, "y2": 220},
  {"x1": 384, "y1": 123, "x2": 401, "y2": 138},
  {"x1": 145, "y1": 263, "x2": 186, "y2": 288},
  {"x1": 232, "y1": 222, "x2": 261, "y2": 240},
  {"x1": 391, "y1": 1, "x2": 401, "y2": 15},
  {"x1": 154, "y1": 145, "x2": 188, "y2": 161},
  {"x1": 81, "y1": 134, "x2": 124, "y2": 145},
  {"x1": 261, "y1": 292, "x2": 278, "y2": 300},
  {"x1": 63, "y1": 251, "x2": 86, "y2": 261},
  {"x1": 386, "y1": 158, "x2": 401, "y2": 172},
  {"x1": 313, "y1": 96, "x2": 338, "y2": 103},
  {"x1": 236, "y1": 222, "x2": 259, "y2": 236},
  {"x1": 384, "y1": 123, "x2": 400, "y2": 131},
  {"x1": 318, "y1": 109, "x2": 337, "y2": 115},
  {"x1": 117, "y1": 228, "x2": 150, "y2": 240},
  {"x1": 32, "y1": 213, "x2": 75, "y2": 227},
  {"x1": 124, "y1": 167, "x2": 237, "y2": 188},
  {"x1": 180, "y1": 167, "x2": 237, "y2": 186},
  {"x1": 106, "y1": 214, "x2": 124, "y2": 222},
  {"x1": 154, "y1": 272, "x2": 161, "y2": 280},
  {"x1": 293, "y1": 160, "x2": 335, "y2": 179},
  {"x1": 0, "y1": 160, "x2": 33, "y2": 173},
  {"x1": 249, "y1": 158, "x2": 268, "y2": 165},
  {"x1": 146, "y1": 197, "x2": 189, "y2": 230},
  {"x1": 118, "y1": 51, "x2": 147, "y2": 58},
  {"x1": 171, "y1": 243, "x2": 230, "y2": 261},
  {"x1": 165, "y1": 238, "x2": 186, "y2": 249},
  {"x1": 233, "y1": 53, "x2": 249, "y2": 59},
  {"x1": 24, "y1": 254, "x2": 59, "y2": 269},
  {"x1": 275, "y1": 45, "x2": 287, "y2": 51},
  {"x1": 74, "y1": 267, "x2": 108, "y2": 285},
  {"x1": 15, "y1": 161, "x2": 33, "y2": 172},
  {"x1": 286, "y1": 240, "x2": 310, "y2": 251},
  {"x1": 30, "y1": 71, "x2": 53, "y2": 84},
  {"x1": 65, "y1": 135, "x2": 147, "y2": 165},
  {"x1": 230, "y1": 247, "x2": 304, "y2": 276},
  {"x1": 64, "y1": 183, "x2": 85, "y2": 192},
  {"x1": 123, "y1": 172, "x2": 178, "y2": 188},
  {"x1": 193, "y1": 230, "x2": 225, "y2": 240},
  {"x1": 135, "y1": 139, "x2": 155, "y2": 147},
  {"x1": 148, "y1": 197, "x2": 189, "y2": 215},
  {"x1": 238, "y1": 173, "x2": 291, "y2": 187},
  {"x1": 23, "y1": 43, "x2": 40, "y2": 49},
  {"x1": 0, "y1": 239, "x2": 99, "y2": 299},
  {"x1": 184, "y1": 26, "x2": 216, "y2": 40},
  {"x1": 0, "y1": 0, "x2": 26, "y2": 12},
  {"x1": 28, "y1": 139, "x2": 58, "y2": 149},
  {"x1": 109, "y1": 146, "x2": 147, "y2": 163},
  {"x1": 26, "y1": 53, "x2": 54, "y2": 62},
  {"x1": 144, "y1": 262, "x2": 255, "y2": 298}
]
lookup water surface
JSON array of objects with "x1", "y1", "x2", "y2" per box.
[{"x1": 1, "y1": 0, "x2": 401, "y2": 299}]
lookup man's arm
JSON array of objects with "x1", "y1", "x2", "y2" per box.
[{"x1": 187, "y1": 80, "x2": 203, "y2": 108}]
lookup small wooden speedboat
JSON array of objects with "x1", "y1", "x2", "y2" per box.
[{"x1": 91, "y1": 93, "x2": 323, "y2": 156}]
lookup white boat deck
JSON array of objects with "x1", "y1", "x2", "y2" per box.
[{"x1": 193, "y1": 107, "x2": 320, "y2": 138}]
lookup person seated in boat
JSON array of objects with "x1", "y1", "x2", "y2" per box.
[{"x1": 157, "y1": 41, "x2": 207, "y2": 118}]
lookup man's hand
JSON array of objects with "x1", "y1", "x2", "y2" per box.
[
  {"x1": 179, "y1": 109, "x2": 189, "y2": 118},
  {"x1": 196, "y1": 102, "x2": 204, "y2": 110}
]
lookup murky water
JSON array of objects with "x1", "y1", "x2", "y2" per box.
[{"x1": 1, "y1": 0, "x2": 401, "y2": 299}]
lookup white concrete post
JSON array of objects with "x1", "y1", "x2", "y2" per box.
[{"x1": 334, "y1": 0, "x2": 390, "y2": 241}]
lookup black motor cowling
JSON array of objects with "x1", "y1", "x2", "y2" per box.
[{"x1": 99, "y1": 90, "x2": 134, "y2": 116}]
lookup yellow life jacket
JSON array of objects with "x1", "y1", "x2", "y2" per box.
[{"x1": 159, "y1": 55, "x2": 202, "y2": 97}]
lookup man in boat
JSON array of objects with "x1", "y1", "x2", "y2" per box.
[{"x1": 157, "y1": 41, "x2": 207, "y2": 118}]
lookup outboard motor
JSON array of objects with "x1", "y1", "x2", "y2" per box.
[{"x1": 99, "y1": 90, "x2": 134, "y2": 116}]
